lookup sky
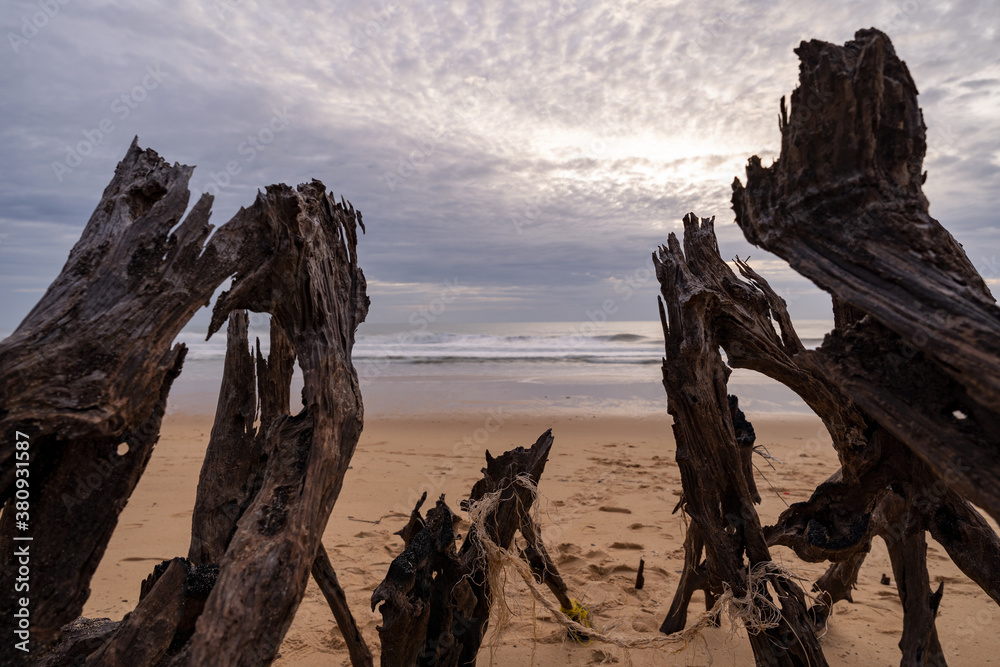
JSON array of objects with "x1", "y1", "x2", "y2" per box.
[{"x1": 2, "y1": 0, "x2": 998, "y2": 334}]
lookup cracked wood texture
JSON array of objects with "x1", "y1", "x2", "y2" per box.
[
  {"x1": 372, "y1": 431, "x2": 554, "y2": 667},
  {"x1": 0, "y1": 139, "x2": 277, "y2": 656},
  {"x1": 659, "y1": 395, "x2": 753, "y2": 635},
  {"x1": 0, "y1": 139, "x2": 370, "y2": 665},
  {"x1": 654, "y1": 29, "x2": 999, "y2": 665},
  {"x1": 653, "y1": 212, "x2": 998, "y2": 665},
  {"x1": 654, "y1": 223, "x2": 827, "y2": 666},
  {"x1": 184, "y1": 178, "x2": 368, "y2": 665},
  {"x1": 732, "y1": 28, "x2": 1000, "y2": 522}
]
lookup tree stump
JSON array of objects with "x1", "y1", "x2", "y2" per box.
[
  {"x1": 0, "y1": 139, "x2": 372, "y2": 665},
  {"x1": 654, "y1": 225, "x2": 827, "y2": 666},
  {"x1": 732, "y1": 28, "x2": 1000, "y2": 522},
  {"x1": 372, "y1": 431, "x2": 555, "y2": 667}
]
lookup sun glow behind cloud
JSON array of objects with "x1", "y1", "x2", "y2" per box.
[{"x1": 1, "y1": 0, "x2": 998, "y2": 328}]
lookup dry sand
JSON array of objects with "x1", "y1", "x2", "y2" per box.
[{"x1": 84, "y1": 412, "x2": 999, "y2": 665}]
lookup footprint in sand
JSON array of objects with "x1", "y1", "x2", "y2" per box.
[
  {"x1": 609, "y1": 541, "x2": 644, "y2": 550},
  {"x1": 555, "y1": 543, "x2": 582, "y2": 566},
  {"x1": 589, "y1": 649, "x2": 620, "y2": 664}
]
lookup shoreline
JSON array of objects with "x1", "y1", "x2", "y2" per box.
[{"x1": 83, "y1": 410, "x2": 999, "y2": 665}]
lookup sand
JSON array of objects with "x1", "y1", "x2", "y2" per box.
[{"x1": 84, "y1": 411, "x2": 999, "y2": 665}]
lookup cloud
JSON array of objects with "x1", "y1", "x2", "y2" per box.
[{"x1": 2, "y1": 0, "x2": 998, "y2": 331}]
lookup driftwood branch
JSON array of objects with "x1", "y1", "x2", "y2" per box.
[
  {"x1": 0, "y1": 139, "x2": 371, "y2": 664},
  {"x1": 519, "y1": 514, "x2": 572, "y2": 610},
  {"x1": 185, "y1": 179, "x2": 368, "y2": 665},
  {"x1": 313, "y1": 545, "x2": 374, "y2": 667},
  {"x1": 732, "y1": 28, "x2": 1000, "y2": 521},
  {"x1": 652, "y1": 28, "x2": 1000, "y2": 666},
  {"x1": 660, "y1": 395, "x2": 755, "y2": 634},
  {"x1": 654, "y1": 223, "x2": 827, "y2": 665},
  {"x1": 0, "y1": 138, "x2": 279, "y2": 652},
  {"x1": 372, "y1": 431, "x2": 555, "y2": 667}
]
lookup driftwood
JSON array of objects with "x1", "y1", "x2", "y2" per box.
[
  {"x1": 732, "y1": 28, "x2": 1000, "y2": 522},
  {"x1": 34, "y1": 618, "x2": 119, "y2": 667},
  {"x1": 659, "y1": 522, "x2": 720, "y2": 635},
  {"x1": 372, "y1": 497, "x2": 474, "y2": 667},
  {"x1": 187, "y1": 310, "x2": 283, "y2": 568},
  {"x1": 656, "y1": 211, "x2": 998, "y2": 665},
  {"x1": 654, "y1": 230, "x2": 827, "y2": 666},
  {"x1": 372, "y1": 431, "x2": 556, "y2": 667},
  {"x1": 313, "y1": 545, "x2": 375, "y2": 667},
  {"x1": 656, "y1": 28, "x2": 1000, "y2": 667},
  {"x1": 730, "y1": 28, "x2": 1000, "y2": 662},
  {"x1": 0, "y1": 139, "x2": 271, "y2": 653},
  {"x1": 519, "y1": 514, "x2": 572, "y2": 611},
  {"x1": 191, "y1": 311, "x2": 373, "y2": 663},
  {"x1": 0, "y1": 140, "x2": 372, "y2": 665},
  {"x1": 659, "y1": 395, "x2": 753, "y2": 634},
  {"x1": 190, "y1": 170, "x2": 369, "y2": 663}
]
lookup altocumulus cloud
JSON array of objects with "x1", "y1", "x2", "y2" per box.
[{"x1": 1, "y1": 0, "x2": 997, "y2": 330}]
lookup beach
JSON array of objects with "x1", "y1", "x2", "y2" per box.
[{"x1": 80, "y1": 321, "x2": 1000, "y2": 665}]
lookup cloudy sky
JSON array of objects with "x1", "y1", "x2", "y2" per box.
[{"x1": 2, "y1": 0, "x2": 998, "y2": 333}]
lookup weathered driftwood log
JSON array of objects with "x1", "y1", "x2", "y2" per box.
[
  {"x1": 34, "y1": 618, "x2": 119, "y2": 667},
  {"x1": 71, "y1": 310, "x2": 369, "y2": 666},
  {"x1": 807, "y1": 551, "x2": 866, "y2": 629},
  {"x1": 659, "y1": 522, "x2": 721, "y2": 635},
  {"x1": 313, "y1": 545, "x2": 375, "y2": 667},
  {"x1": 372, "y1": 431, "x2": 555, "y2": 667},
  {"x1": 372, "y1": 497, "x2": 474, "y2": 667},
  {"x1": 654, "y1": 212, "x2": 1000, "y2": 664},
  {"x1": 455, "y1": 430, "x2": 554, "y2": 665},
  {"x1": 648, "y1": 32, "x2": 1000, "y2": 653},
  {"x1": 84, "y1": 558, "x2": 216, "y2": 667},
  {"x1": 0, "y1": 139, "x2": 372, "y2": 664},
  {"x1": 722, "y1": 28, "x2": 1000, "y2": 660},
  {"x1": 0, "y1": 138, "x2": 280, "y2": 654},
  {"x1": 732, "y1": 241, "x2": 997, "y2": 614},
  {"x1": 519, "y1": 514, "x2": 572, "y2": 610},
  {"x1": 654, "y1": 229, "x2": 827, "y2": 666},
  {"x1": 661, "y1": 394, "x2": 753, "y2": 634},
  {"x1": 395, "y1": 492, "x2": 429, "y2": 548},
  {"x1": 651, "y1": 215, "x2": 871, "y2": 638},
  {"x1": 732, "y1": 28, "x2": 1000, "y2": 522},
  {"x1": 184, "y1": 179, "x2": 369, "y2": 665},
  {"x1": 187, "y1": 310, "x2": 286, "y2": 568}
]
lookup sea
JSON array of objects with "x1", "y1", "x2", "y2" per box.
[{"x1": 165, "y1": 319, "x2": 833, "y2": 418}]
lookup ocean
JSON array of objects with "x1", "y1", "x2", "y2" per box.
[{"x1": 166, "y1": 319, "x2": 833, "y2": 418}]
